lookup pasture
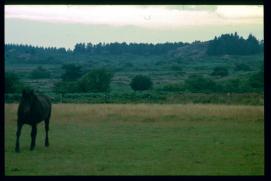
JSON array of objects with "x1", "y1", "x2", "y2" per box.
[{"x1": 5, "y1": 103, "x2": 264, "y2": 175}]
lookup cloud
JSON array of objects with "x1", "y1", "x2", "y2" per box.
[
  {"x1": 215, "y1": 5, "x2": 263, "y2": 19},
  {"x1": 5, "y1": 5, "x2": 263, "y2": 29}
]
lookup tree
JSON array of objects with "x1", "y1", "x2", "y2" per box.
[
  {"x1": 207, "y1": 33, "x2": 261, "y2": 55},
  {"x1": 5, "y1": 72, "x2": 25, "y2": 93},
  {"x1": 246, "y1": 34, "x2": 261, "y2": 54},
  {"x1": 130, "y1": 75, "x2": 153, "y2": 91},
  {"x1": 211, "y1": 66, "x2": 229, "y2": 77},
  {"x1": 61, "y1": 64, "x2": 83, "y2": 81},
  {"x1": 29, "y1": 66, "x2": 51, "y2": 79},
  {"x1": 248, "y1": 69, "x2": 263, "y2": 90},
  {"x1": 74, "y1": 43, "x2": 86, "y2": 54},
  {"x1": 78, "y1": 68, "x2": 113, "y2": 93}
]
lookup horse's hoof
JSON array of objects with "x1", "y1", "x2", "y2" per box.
[
  {"x1": 45, "y1": 143, "x2": 49, "y2": 147},
  {"x1": 30, "y1": 146, "x2": 35, "y2": 151}
]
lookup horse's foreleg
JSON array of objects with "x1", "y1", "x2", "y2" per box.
[
  {"x1": 15, "y1": 121, "x2": 23, "y2": 153},
  {"x1": 30, "y1": 124, "x2": 37, "y2": 151},
  {"x1": 45, "y1": 119, "x2": 49, "y2": 147}
]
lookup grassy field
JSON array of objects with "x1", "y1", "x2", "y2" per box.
[{"x1": 5, "y1": 103, "x2": 264, "y2": 175}]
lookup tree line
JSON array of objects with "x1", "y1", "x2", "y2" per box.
[
  {"x1": 5, "y1": 32, "x2": 263, "y2": 64},
  {"x1": 5, "y1": 41, "x2": 186, "y2": 59}
]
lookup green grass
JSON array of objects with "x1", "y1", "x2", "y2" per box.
[{"x1": 5, "y1": 104, "x2": 264, "y2": 175}]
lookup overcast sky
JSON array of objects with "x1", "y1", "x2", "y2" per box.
[{"x1": 5, "y1": 5, "x2": 263, "y2": 50}]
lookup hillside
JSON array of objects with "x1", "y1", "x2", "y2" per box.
[{"x1": 5, "y1": 33, "x2": 264, "y2": 104}]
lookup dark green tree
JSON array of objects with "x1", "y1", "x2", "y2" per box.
[
  {"x1": 130, "y1": 75, "x2": 153, "y2": 91},
  {"x1": 248, "y1": 69, "x2": 264, "y2": 90},
  {"x1": 207, "y1": 33, "x2": 261, "y2": 55},
  {"x1": 5, "y1": 72, "x2": 25, "y2": 93},
  {"x1": 61, "y1": 64, "x2": 83, "y2": 81},
  {"x1": 246, "y1": 34, "x2": 261, "y2": 54},
  {"x1": 78, "y1": 68, "x2": 113, "y2": 93}
]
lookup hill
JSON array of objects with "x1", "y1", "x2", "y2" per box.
[{"x1": 5, "y1": 33, "x2": 264, "y2": 104}]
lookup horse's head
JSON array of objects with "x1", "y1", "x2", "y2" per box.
[{"x1": 20, "y1": 89, "x2": 36, "y2": 114}]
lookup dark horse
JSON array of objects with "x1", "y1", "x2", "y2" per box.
[{"x1": 15, "y1": 89, "x2": 52, "y2": 152}]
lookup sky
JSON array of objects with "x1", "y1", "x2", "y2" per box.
[{"x1": 5, "y1": 5, "x2": 263, "y2": 50}]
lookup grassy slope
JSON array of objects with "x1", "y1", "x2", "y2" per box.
[{"x1": 5, "y1": 104, "x2": 264, "y2": 175}]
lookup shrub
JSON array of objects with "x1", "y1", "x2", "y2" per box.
[
  {"x1": 234, "y1": 63, "x2": 251, "y2": 71},
  {"x1": 211, "y1": 66, "x2": 229, "y2": 77},
  {"x1": 162, "y1": 83, "x2": 184, "y2": 92},
  {"x1": 222, "y1": 78, "x2": 250, "y2": 93},
  {"x1": 130, "y1": 75, "x2": 153, "y2": 91},
  {"x1": 78, "y1": 68, "x2": 113, "y2": 93},
  {"x1": 184, "y1": 75, "x2": 219, "y2": 93},
  {"x1": 171, "y1": 65, "x2": 183, "y2": 71},
  {"x1": 54, "y1": 81, "x2": 79, "y2": 94},
  {"x1": 248, "y1": 70, "x2": 263, "y2": 91},
  {"x1": 5, "y1": 72, "x2": 25, "y2": 93},
  {"x1": 29, "y1": 66, "x2": 51, "y2": 79}
]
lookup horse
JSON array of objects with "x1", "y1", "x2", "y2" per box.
[{"x1": 15, "y1": 89, "x2": 52, "y2": 152}]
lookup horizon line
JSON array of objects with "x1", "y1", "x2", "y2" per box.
[{"x1": 5, "y1": 32, "x2": 263, "y2": 51}]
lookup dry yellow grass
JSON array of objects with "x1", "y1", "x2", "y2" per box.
[
  {"x1": 5, "y1": 103, "x2": 263, "y2": 124},
  {"x1": 5, "y1": 104, "x2": 264, "y2": 121}
]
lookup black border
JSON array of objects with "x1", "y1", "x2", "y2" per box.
[
  {"x1": 2, "y1": 0, "x2": 269, "y2": 179},
  {"x1": 264, "y1": 0, "x2": 271, "y2": 178},
  {"x1": 1, "y1": 0, "x2": 4, "y2": 179}
]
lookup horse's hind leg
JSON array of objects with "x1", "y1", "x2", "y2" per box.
[
  {"x1": 15, "y1": 121, "x2": 23, "y2": 153},
  {"x1": 30, "y1": 124, "x2": 37, "y2": 151}
]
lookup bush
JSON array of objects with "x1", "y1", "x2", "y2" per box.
[
  {"x1": 78, "y1": 68, "x2": 113, "y2": 93},
  {"x1": 130, "y1": 75, "x2": 153, "y2": 91},
  {"x1": 248, "y1": 70, "x2": 263, "y2": 91},
  {"x1": 54, "y1": 81, "x2": 79, "y2": 94},
  {"x1": 5, "y1": 72, "x2": 25, "y2": 93},
  {"x1": 161, "y1": 83, "x2": 184, "y2": 92},
  {"x1": 171, "y1": 65, "x2": 183, "y2": 71},
  {"x1": 211, "y1": 66, "x2": 229, "y2": 77},
  {"x1": 29, "y1": 66, "x2": 51, "y2": 79},
  {"x1": 234, "y1": 63, "x2": 251, "y2": 71},
  {"x1": 184, "y1": 75, "x2": 219, "y2": 93},
  {"x1": 221, "y1": 78, "x2": 249, "y2": 93}
]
